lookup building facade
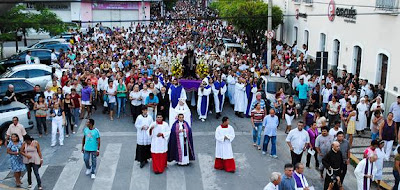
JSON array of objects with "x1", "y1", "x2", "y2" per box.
[
  {"x1": 269, "y1": 0, "x2": 400, "y2": 105},
  {"x1": 25, "y1": 0, "x2": 160, "y2": 28}
]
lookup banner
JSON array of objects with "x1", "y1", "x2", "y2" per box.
[{"x1": 92, "y1": 2, "x2": 139, "y2": 10}]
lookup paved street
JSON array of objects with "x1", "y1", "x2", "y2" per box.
[{"x1": 0, "y1": 103, "x2": 360, "y2": 190}]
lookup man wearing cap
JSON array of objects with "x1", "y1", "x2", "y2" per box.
[
  {"x1": 296, "y1": 77, "x2": 309, "y2": 115},
  {"x1": 389, "y1": 95, "x2": 400, "y2": 132}
]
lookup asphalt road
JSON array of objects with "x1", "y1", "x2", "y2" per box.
[{"x1": 0, "y1": 102, "x2": 359, "y2": 190}]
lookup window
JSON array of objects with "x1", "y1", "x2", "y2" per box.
[
  {"x1": 32, "y1": 51, "x2": 50, "y2": 58},
  {"x1": 376, "y1": 0, "x2": 399, "y2": 11},
  {"x1": 294, "y1": 27, "x2": 298, "y2": 44},
  {"x1": 0, "y1": 82, "x2": 6, "y2": 94},
  {"x1": 320, "y1": 33, "x2": 326, "y2": 51},
  {"x1": 377, "y1": 53, "x2": 389, "y2": 87},
  {"x1": 304, "y1": 30, "x2": 309, "y2": 48},
  {"x1": 13, "y1": 81, "x2": 32, "y2": 92},
  {"x1": 27, "y1": 69, "x2": 45, "y2": 78},
  {"x1": 11, "y1": 70, "x2": 27, "y2": 78}
]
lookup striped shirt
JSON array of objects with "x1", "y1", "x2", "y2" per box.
[{"x1": 251, "y1": 109, "x2": 265, "y2": 123}]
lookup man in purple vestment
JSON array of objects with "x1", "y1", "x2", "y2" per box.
[{"x1": 168, "y1": 114, "x2": 195, "y2": 165}]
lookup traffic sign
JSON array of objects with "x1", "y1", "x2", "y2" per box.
[{"x1": 265, "y1": 30, "x2": 275, "y2": 39}]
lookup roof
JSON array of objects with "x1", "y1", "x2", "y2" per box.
[
  {"x1": 9, "y1": 64, "x2": 52, "y2": 71},
  {"x1": 24, "y1": 48, "x2": 52, "y2": 52},
  {"x1": 37, "y1": 39, "x2": 66, "y2": 43},
  {"x1": 261, "y1": 76, "x2": 290, "y2": 83},
  {"x1": 0, "y1": 78, "x2": 27, "y2": 82}
]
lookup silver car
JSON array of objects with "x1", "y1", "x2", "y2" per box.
[
  {"x1": 0, "y1": 101, "x2": 34, "y2": 142},
  {"x1": 1, "y1": 64, "x2": 62, "y2": 90}
]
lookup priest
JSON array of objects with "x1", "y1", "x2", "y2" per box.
[
  {"x1": 212, "y1": 75, "x2": 227, "y2": 119},
  {"x1": 135, "y1": 106, "x2": 153, "y2": 168},
  {"x1": 215, "y1": 116, "x2": 236, "y2": 173},
  {"x1": 168, "y1": 78, "x2": 187, "y2": 109},
  {"x1": 354, "y1": 154, "x2": 378, "y2": 190},
  {"x1": 168, "y1": 114, "x2": 195, "y2": 165},
  {"x1": 234, "y1": 77, "x2": 246, "y2": 118},
  {"x1": 197, "y1": 78, "x2": 212, "y2": 122},
  {"x1": 148, "y1": 114, "x2": 170, "y2": 174}
]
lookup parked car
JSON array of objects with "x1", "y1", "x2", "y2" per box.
[
  {"x1": 216, "y1": 37, "x2": 234, "y2": 45},
  {"x1": 258, "y1": 76, "x2": 301, "y2": 109},
  {"x1": 41, "y1": 43, "x2": 72, "y2": 53},
  {"x1": 22, "y1": 39, "x2": 66, "y2": 51},
  {"x1": 0, "y1": 64, "x2": 62, "y2": 91},
  {"x1": 0, "y1": 49, "x2": 52, "y2": 72},
  {"x1": 0, "y1": 101, "x2": 34, "y2": 142},
  {"x1": 0, "y1": 78, "x2": 35, "y2": 108},
  {"x1": 224, "y1": 43, "x2": 244, "y2": 53}
]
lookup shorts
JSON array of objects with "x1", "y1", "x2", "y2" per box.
[
  {"x1": 285, "y1": 114, "x2": 295, "y2": 126},
  {"x1": 108, "y1": 102, "x2": 115, "y2": 110},
  {"x1": 82, "y1": 101, "x2": 91, "y2": 105},
  {"x1": 347, "y1": 120, "x2": 356, "y2": 135}
]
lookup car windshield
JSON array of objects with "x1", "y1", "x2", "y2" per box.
[{"x1": 266, "y1": 81, "x2": 292, "y2": 95}]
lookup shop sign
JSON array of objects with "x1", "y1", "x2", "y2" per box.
[
  {"x1": 328, "y1": 0, "x2": 357, "y2": 23},
  {"x1": 92, "y1": 2, "x2": 139, "y2": 10}
]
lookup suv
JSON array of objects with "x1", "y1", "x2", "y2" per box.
[
  {"x1": 0, "y1": 49, "x2": 52, "y2": 72},
  {"x1": 258, "y1": 76, "x2": 301, "y2": 109},
  {"x1": 0, "y1": 78, "x2": 35, "y2": 108},
  {"x1": 0, "y1": 101, "x2": 34, "y2": 142}
]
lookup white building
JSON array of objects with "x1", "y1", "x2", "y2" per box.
[
  {"x1": 269, "y1": 0, "x2": 400, "y2": 105},
  {"x1": 24, "y1": 0, "x2": 161, "y2": 28}
]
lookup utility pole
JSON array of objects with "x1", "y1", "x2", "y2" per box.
[{"x1": 267, "y1": 0, "x2": 272, "y2": 69}]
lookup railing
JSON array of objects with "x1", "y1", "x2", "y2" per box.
[{"x1": 376, "y1": 0, "x2": 399, "y2": 11}]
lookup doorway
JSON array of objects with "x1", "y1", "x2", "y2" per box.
[
  {"x1": 332, "y1": 39, "x2": 340, "y2": 69},
  {"x1": 320, "y1": 33, "x2": 326, "y2": 51},
  {"x1": 377, "y1": 53, "x2": 388, "y2": 87},
  {"x1": 353, "y1": 46, "x2": 362, "y2": 74}
]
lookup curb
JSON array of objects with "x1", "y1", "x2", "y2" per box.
[{"x1": 349, "y1": 153, "x2": 392, "y2": 190}]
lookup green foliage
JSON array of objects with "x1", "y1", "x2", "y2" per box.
[
  {"x1": 0, "y1": 5, "x2": 66, "y2": 41},
  {"x1": 210, "y1": 0, "x2": 283, "y2": 52},
  {"x1": 164, "y1": 0, "x2": 178, "y2": 11}
]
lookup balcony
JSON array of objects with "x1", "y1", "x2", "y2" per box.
[
  {"x1": 293, "y1": 0, "x2": 301, "y2": 5},
  {"x1": 376, "y1": 0, "x2": 399, "y2": 14}
]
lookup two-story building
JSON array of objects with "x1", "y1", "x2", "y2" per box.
[{"x1": 269, "y1": 0, "x2": 400, "y2": 106}]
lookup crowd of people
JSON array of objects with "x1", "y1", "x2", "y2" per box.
[{"x1": 1, "y1": 0, "x2": 400, "y2": 189}]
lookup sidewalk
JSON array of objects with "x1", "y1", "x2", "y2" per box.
[{"x1": 350, "y1": 131, "x2": 395, "y2": 189}]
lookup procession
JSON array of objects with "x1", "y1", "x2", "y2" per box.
[{"x1": 0, "y1": 0, "x2": 400, "y2": 190}]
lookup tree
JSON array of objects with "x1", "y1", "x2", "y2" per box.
[
  {"x1": 210, "y1": 0, "x2": 283, "y2": 53},
  {"x1": 0, "y1": 5, "x2": 66, "y2": 57},
  {"x1": 164, "y1": 0, "x2": 178, "y2": 11}
]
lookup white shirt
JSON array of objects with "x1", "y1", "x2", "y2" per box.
[
  {"x1": 215, "y1": 125, "x2": 235, "y2": 159},
  {"x1": 25, "y1": 54, "x2": 32, "y2": 64},
  {"x1": 321, "y1": 88, "x2": 332, "y2": 103},
  {"x1": 140, "y1": 89, "x2": 151, "y2": 105},
  {"x1": 264, "y1": 182, "x2": 278, "y2": 190},
  {"x1": 97, "y1": 77, "x2": 109, "y2": 91},
  {"x1": 329, "y1": 128, "x2": 343, "y2": 137},
  {"x1": 62, "y1": 86, "x2": 72, "y2": 95},
  {"x1": 129, "y1": 91, "x2": 142, "y2": 106},
  {"x1": 286, "y1": 128, "x2": 310, "y2": 154},
  {"x1": 51, "y1": 53, "x2": 57, "y2": 62},
  {"x1": 106, "y1": 85, "x2": 117, "y2": 103},
  {"x1": 148, "y1": 121, "x2": 170, "y2": 153},
  {"x1": 135, "y1": 114, "x2": 153, "y2": 145}
]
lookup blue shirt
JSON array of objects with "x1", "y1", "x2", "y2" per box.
[
  {"x1": 390, "y1": 102, "x2": 400, "y2": 122},
  {"x1": 279, "y1": 175, "x2": 295, "y2": 190},
  {"x1": 145, "y1": 96, "x2": 159, "y2": 105},
  {"x1": 263, "y1": 115, "x2": 279, "y2": 136},
  {"x1": 296, "y1": 83, "x2": 308, "y2": 100},
  {"x1": 83, "y1": 127, "x2": 100, "y2": 151},
  {"x1": 251, "y1": 99, "x2": 266, "y2": 110}
]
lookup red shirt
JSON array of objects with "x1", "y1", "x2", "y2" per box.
[{"x1": 71, "y1": 94, "x2": 81, "y2": 108}]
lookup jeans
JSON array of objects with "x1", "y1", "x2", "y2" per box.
[
  {"x1": 291, "y1": 151, "x2": 303, "y2": 166},
  {"x1": 299, "y1": 99, "x2": 307, "y2": 114},
  {"x1": 262, "y1": 135, "x2": 277, "y2": 156},
  {"x1": 25, "y1": 163, "x2": 41, "y2": 187},
  {"x1": 394, "y1": 170, "x2": 400, "y2": 190},
  {"x1": 65, "y1": 111, "x2": 73, "y2": 135},
  {"x1": 117, "y1": 97, "x2": 126, "y2": 117},
  {"x1": 252, "y1": 123, "x2": 263, "y2": 145},
  {"x1": 35, "y1": 117, "x2": 47, "y2": 135},
  {"x1": 371, "y1": 132, "x2": 379, "y2": 141},
  {"x1": 84, "y1": 151, "x2": 97, "y2": 174},
  {"x1": 328, "y1": 114, "x2": 339, "y2": 129},
  {"x1": 72, "y1": 108, "x2": 80, "y2": 126},
  {"x1": 322, "y1": 103, "x2": 328, "y2": 116}
]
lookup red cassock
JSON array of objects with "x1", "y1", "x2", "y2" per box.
[
  {"x1": 152, "y1": 153, "x2": 168, "y2": 174},
  {"x1": 214, "y1": 158, "x2": 236, "y2": 173}
]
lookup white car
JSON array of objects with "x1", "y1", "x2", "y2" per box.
[
  {"x1": 258, "y1": 76, "x2": 301, "y2": 109},
  {"x1": 0, "y1": 101, "x2": 34, "y2": 142},
  {"x1": 1, "y1": 64, "x2": 62, "y2": 90},
  {"x1": 224, "y1": 43, "x2": 244, "y2": 53}
]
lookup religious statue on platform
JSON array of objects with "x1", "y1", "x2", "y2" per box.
[{"x1": 182, "y1": 49, "x2": 197, "y2": 79}]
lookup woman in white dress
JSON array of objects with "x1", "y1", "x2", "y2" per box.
[
  {"x1": 375, "y1": 140, "x2": 386, "y2": 190},
  {"x1": 169, "y1": 98, "x2": 192, "y2": 127},
  {"x1": 356, "y1": 98, "x2": 368, "y2": 135}
]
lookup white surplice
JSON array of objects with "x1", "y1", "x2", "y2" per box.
[
  {"x1": 135, "y1": 114, "x2": 153, "y2": 145},
  {"x1": 356, "y1": 103, "x2": 368, "y2": 131},
  {"x1": 234, "y1": 83, "x2": 246, "y2": 112},
  {"x1": 226, "y1": 75, "x2": 236, "y2": 105},
  {"x1": 212, "y1": 82, "x2": 227, "y2": 113},
  {"x1": 197, "y1": 85, "x2": 212, "y2": 119},
  {"x1": 354, "y1": 158, "x2": 377, "y2": 190},
  {"x1": 148, "y1": 121, "x2": 170, "y2": 153},
  {"x1": 215, "y1": 125, "x2": 235, "y2": 159},
  {"x1": 169, "y1": 102, "x2": 192, "y2": 127}
]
